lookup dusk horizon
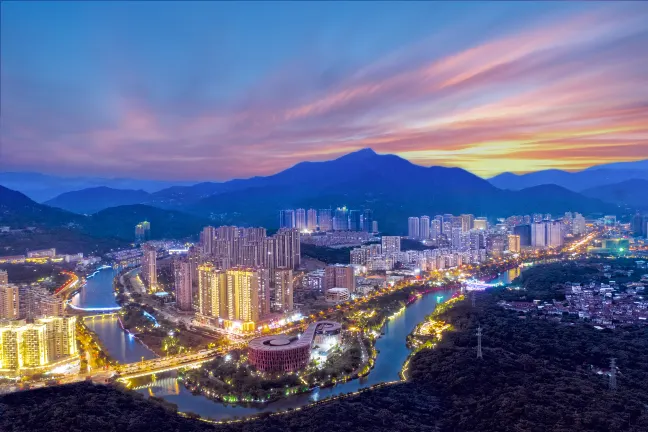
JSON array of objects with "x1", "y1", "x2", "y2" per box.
[{"x1": 2, "y1": 2, "x2": 648, "y2": 181}]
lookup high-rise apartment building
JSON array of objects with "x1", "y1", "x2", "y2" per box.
[
  {"x1": 272, "y1": 268, "x2": 293, "y2": 312},
  {"x1": 381, "y1": 236, "x2": 401, "y2": 254},
  {"x1": 362, "y1": 209, "x2": 373, "y2": 233},
  {"x1": 200, "y1": 226, "x2": 217, "y2": 255},
  {"x1": 372, "y1": 220, "x2": 378, "y2": 233},
  {"x1": 531, "y1": 223, "x2": 546, "y2": 247},
  {"x1": 348, "y1": 210, "x2": 362, "y2": 231},
  {"x1": 174, "y1": 258, "x2": 193, "y2": 311},
  {"x1": 508, "y1": 234, "x2": 521, "y2": 253},
  {"x1": 307, "y1": 209, "x2": 318, "y2": 231},
  {"x1": 274, "y1": 229, "x2": 300, "y2": 269},
  {"x1": 460, "y1": 214, "x2": 475, "y2": 232},
  {"x1": 198, "y1": 262, "x2": 228, "y2": 318},
  {"x1": 318, "y1": 209, "x2": 332, "y2": 232},
  {"x1": 141, "y1": 244, "x2": 157, "y2": 291},
  {"x1": 0, "y1": 284, "x2": 19, "y2": 320},
  {"x1": 408, "y1": 217, "x2": 420, "y2": 239},
  {"x1": 279, "y1": 210, "x2": 296, "y2": 229},
  {"x1": 324, "y1": 265, "x2": 355, "y2": 292},
  {"x1": 513, "y1": 224, "x2": 532, "y2": 247},
  {"x1": 295, "y1": 209, "x2": 306, "y2": 231},
  {"x1": 546, "y1": 221, "x2": 564, "y2": 248},
  {"x1": 0, "y1": 270, "x2": 8, "y2": 285},
  {"x1": 227, "y1": 268, "x2": 270, "y2": 324},
  {"x1": 0, "y1": 317, "x2": 77, "y2": 371},
  {"x1": 419, "y1": 216, "x2": 430, "y2": 240},
  {"x1": 18, "y1": 285, "x2": 64, "y2": 319},
  {"x1": 430, "y1": 219, "x2": 441, "y2": 241},
  {"x1": 333, "y1": 207, "x2": 349, "y2": 231}
]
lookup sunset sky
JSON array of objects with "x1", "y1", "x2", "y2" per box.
[{"x1": 1, "y1": 2, "x2": 647, "y2": 180}]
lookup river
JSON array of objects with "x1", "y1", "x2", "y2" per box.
[
  {"x1": 78, "y1": 265, "x2": 521, "y2": 420},
  {"x1": 72, "y1": 268, "x2": 156, "y2": 363}
]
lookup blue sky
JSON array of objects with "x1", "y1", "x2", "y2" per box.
[{"x1": 2, "y1": 1, "x2": 647, "y2": 180}]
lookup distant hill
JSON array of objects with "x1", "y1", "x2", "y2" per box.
[
  {"x1": 185, "y1": 150, "x2": 615, "y2": 233},
  {"x1": 85, "y1": 204, "x2": 209, "y2": 240},
  {"x1": 581, "y1": 179, "x2": 648, "y2": 209},
  {"x1": 0, "y1": 185, "x2": 205, "y2": 241},
  {"x1": 0, "y1": 185, "x2": 81, "y2": 228},
  {"x1": 45, "y1": 187, "x2": 151, "y2": 214},
  {"x1": 489, "y1": 159, "x2": 648, "y2": 192},
  {"x1": 0, "y1": 172, "x2": 194, "y2": 202}
]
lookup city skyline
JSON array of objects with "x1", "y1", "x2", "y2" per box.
[{"x1": 2, "y1": 2, "x2": 647, "y2": 180}]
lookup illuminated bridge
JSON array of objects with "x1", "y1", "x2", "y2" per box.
[
  {"x1": 131, "y1": 377, "x2": 181, "y2": 396},
  {"x1": 464, "y1": 280, "x2": 502, "y2": 291},
  {"x1": 115, "y1": 345, "x2": 245, "y2": 381},
  {"x1": 82, "y1": 312, "x2": 122, "y2": 321}
]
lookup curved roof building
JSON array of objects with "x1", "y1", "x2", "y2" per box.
[{"x1": 248, "y1": 321, "x2": 341, "y2": 372}]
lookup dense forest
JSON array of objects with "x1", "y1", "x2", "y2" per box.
[{"x1": 2, "y1": 262, "x2": 647, "y2": 432}]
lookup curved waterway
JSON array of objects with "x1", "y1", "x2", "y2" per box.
[
  {"x1": 72, "y1": 268, "x2": 156, "y2": 363},
  {"x1": 139, "y1": 265, "x2": 523, "y2": 421},
  {"x1": 82, "y1": 265, "x2": 521, "y2": 420}
]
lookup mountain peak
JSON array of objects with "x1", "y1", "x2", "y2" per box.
[{"x1": 336, "y1": 148, "x2": 379, "y2": 160}]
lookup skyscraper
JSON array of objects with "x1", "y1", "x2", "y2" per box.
[
  {"x1": 362, "y1": 209, "x2": 373, "y2": 233},
  {"x1": 141, "y1": 244, "x2": 157, "y2": 291},
  {"x1": 274, "y1": 228, "x2": 301, "y2": 269},
  {"x1": 371, "y1": 220, "x2": 378, "y2": 233},
  {"x1": 200, "y1": 226, "x2": 216, "y2": 255},
  {"x1": 348, "y1": 210, "x2": 361, "y2": 231},
  {"x1": 531, "y1": 223, "x2": 546, "y2": 247},
  {"x1": 174, "y1": 258, "x2": 193, "y2": 312},
  {"x1": 295, "y1": 209, "x2": 306, "y2": 231},
  {"x1": 419, "y1": 216, "x2": 430, "y2": 240},
  {"x1": 227, "y1": 268, "x2": 270, "y2": 324},
  {"x1": 430, "y1": 219, "x2": 440, "y2": 241},
  {"x1": 307, "y1": 209, "x2": 318, "y2": 231},
  {"x1": 408, "y1": 217, "x2": 420, "y2": 239},
  {"x1": 318, "y1": 209, "x2": 332, "y2": 232},
  {"x1": 198, "y1": 262, "x2": 228, "y2": 318},
  {"x1": 460, "y1": 214, "x2": 475, "y2": 232},
  {"x1": 279, "y1": 210, "x2": 296, "y2": 229},
  {"x1": 572, "y1": 213, "x2": 586, "y2": 235},
  {"x1": 514, "y1": 224, "x2": 532, "y2": 246},
  {"x1": 546, "y1": 221, "x2": 564, "y2": 248},
  {"x1": 333, "y1": 207, "x2": 349, "y2": 231}
]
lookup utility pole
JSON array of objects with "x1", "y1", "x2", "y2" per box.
[
  {"x1": 609, "y1": 358, "x2": 617, "y2": 391},
  {"x1": 476, "y1": 326, "x2": 483, "y2": 359}
]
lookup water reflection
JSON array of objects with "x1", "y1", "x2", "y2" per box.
[
  {"x1": 138, "y1": 289, "x2": 455, "y2": 420},
  {"x1": 74, "y1": 268, "x2": 156, "y2": 363}
]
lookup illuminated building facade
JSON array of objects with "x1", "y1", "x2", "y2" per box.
[
  {"x1": 324, "y1": 264, "x2": 355, "y2": 292},
  {"x1": 174, "y1": 258, "x2": 193, "y2": 311},
  {"x1": 141, "y1": 244, "x2": 157, "y2": 291},
  {"x1": 307, "y1": 209, "x2": 318, "y2": 231},
  {"x1": 198, "y1": 264, "x2": 270, "y2": 327},
  {"x1": 0, "y1": 317, "x2": 77, "y2": 373},
  {"x1": 248, "y1": 321, "x2": 341, "y2": 372},
  {"x1": 272, "y1": 268, "x2": 293, "y2": 312},
  {"x1": 0, "y1": 284, "x2": 20, "y2": 320},
  {"x1": 381, "y1": 236, "x2": 401, "y2": 254},
  {"x1": 508, "y1": 234, "x2": 521, "y2": 253}
]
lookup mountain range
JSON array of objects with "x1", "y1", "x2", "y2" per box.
[
  {"x1": 488, "y1": 159, "x2": 648, "y2": 192},
  {"x1": 0, "y1": 172, "x2": 194, "y2": 202},
  {"x1": 3, "y1": 148, "x2": 636, "y2": 236},
  {"x1": 0, "y1": 185, "x2": 208, "y2": 241}
]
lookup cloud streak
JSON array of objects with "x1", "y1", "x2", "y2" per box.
[{"x1": 1, "y1": 2, "x2": 647, "y2": 179}]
